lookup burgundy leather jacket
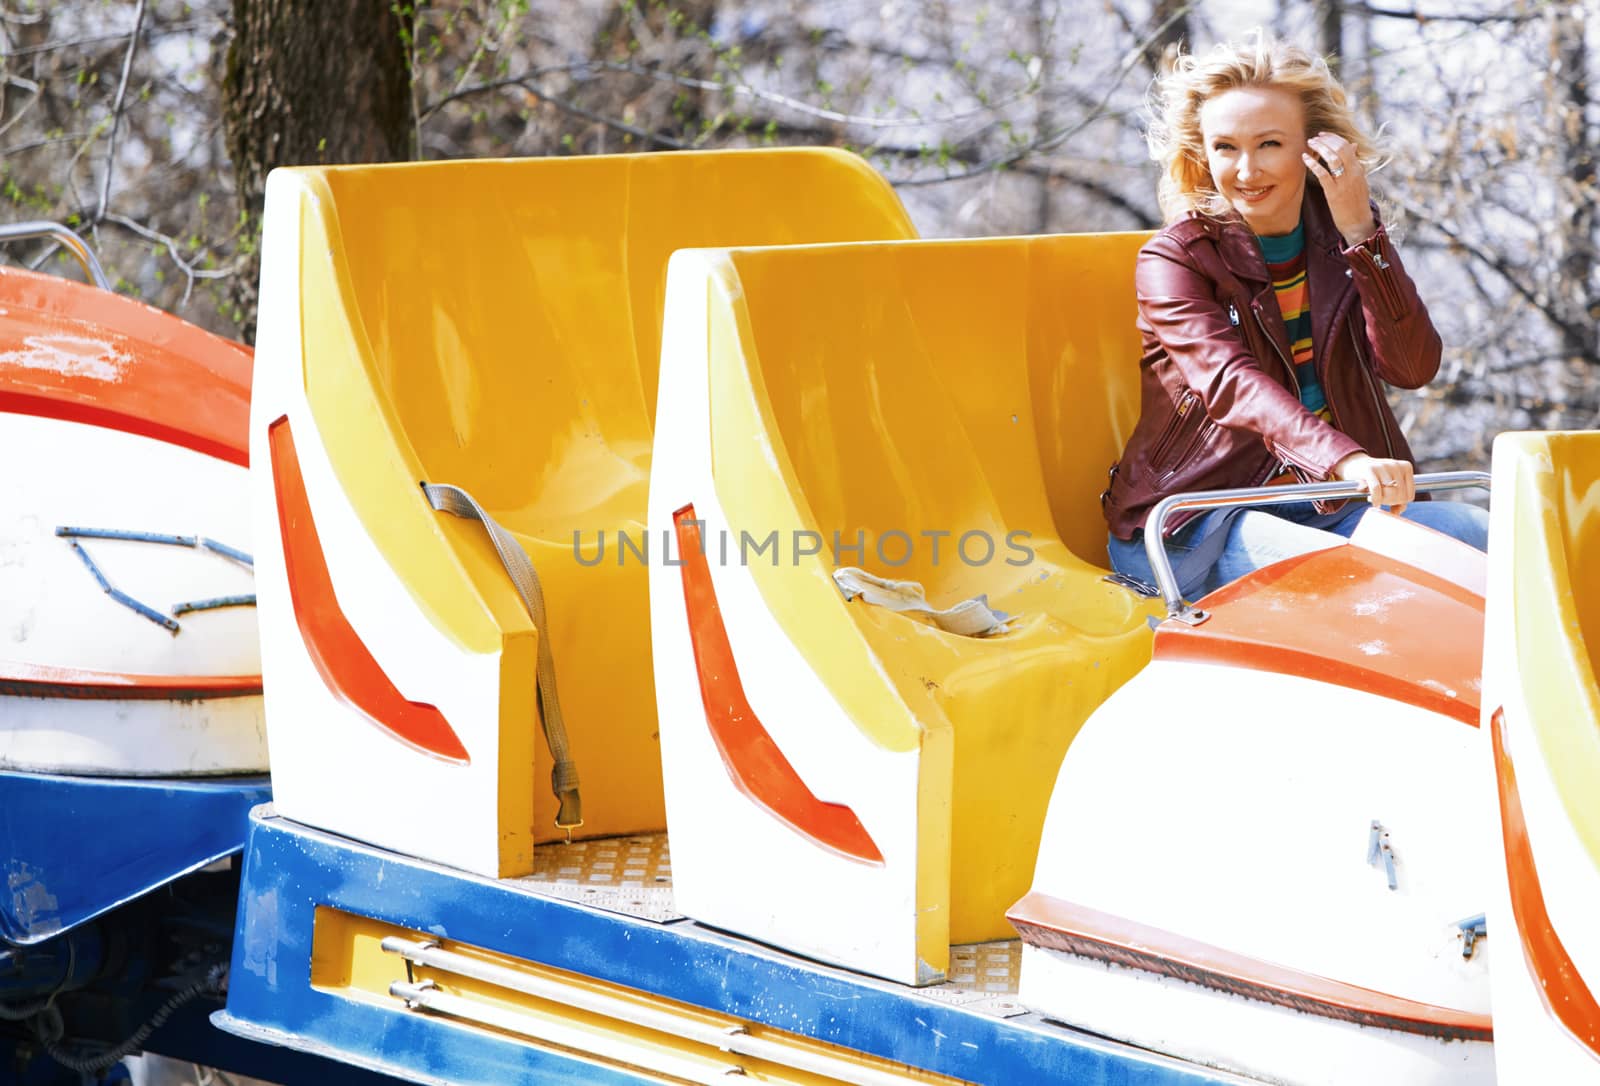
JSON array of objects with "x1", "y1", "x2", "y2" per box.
[{"x1": 1102, "y1": 187, "x2": 1441, "y2": 541}]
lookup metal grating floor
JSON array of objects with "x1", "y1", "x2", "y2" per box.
[
  {"x1": 508, "y1": 833, "x2": 682, "y2": 922},
  {"x1": 943, "y1": 941, "x2": 1023, "y2": 994},
  {"x1": 510, "y1": 832, "x2": 1023, "y2": 1012},
  {"x1": 918, "y1": 940, "x2": 1026, "y2": 1016}
]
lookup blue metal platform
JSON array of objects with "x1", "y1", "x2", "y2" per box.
[{"x1": 219, "y1": 807, "x2": 1247, "y2": 1085}]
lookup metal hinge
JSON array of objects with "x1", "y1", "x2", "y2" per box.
[{"x1": 1367, "y1": 819, "x2": 1398, "y2": 891}]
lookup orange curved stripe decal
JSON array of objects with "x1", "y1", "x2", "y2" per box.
[
  {"x1": 0, "y1": 267, "x2": 251, "y2": 465},
  {"x1": 1007, "y1": 890, "x2": 1491, "y2": 1041},
  {"x1": 268, "y1": 416, "x2": 468, "y2": 763},
  {"x1": 673, "y1": 506, "x2": 882, "y2": 865},
  {"x1": 1492, "y1": 707, "x2": 1600, "y2": 1059},
  {"x1": 0, "y1": 661, "x2": 260, "y2": 700}
]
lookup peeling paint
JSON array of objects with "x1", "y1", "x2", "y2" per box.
[
  {"x1": 1418, "y1": 678, "x2": 1460, "y2": 699},
  {"x1": 1351, "y1": 588, "x2": 1416, "y2": 617},
  {"x1": 0, "y1": 332, "x2": 131, "y2": 383},
  {"x1": 6, "y1": 862, "x2": 61, "y2": 937},
  {"x1": 241, "y1": 887, "x2": 281, "y2": 986}
]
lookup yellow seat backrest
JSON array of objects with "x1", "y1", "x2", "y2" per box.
[
  {"x1": 730, "y1": 232, "x2": 1148, "y2": 594},
  {"x1": 315, "y1": 150, "x2": 916, "y2": 535}
]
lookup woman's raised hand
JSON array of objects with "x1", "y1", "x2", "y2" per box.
[
  {"x1": 1333, "y1": 451, "x2": 1414, "y2": 512},
  {"x1": 1302, "y1": 132, "x2": 1378, "y2": 247}
]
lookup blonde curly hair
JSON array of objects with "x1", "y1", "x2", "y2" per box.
[{"x1": 1147, "y1": 31, "x2": 1380, "y2": 223}]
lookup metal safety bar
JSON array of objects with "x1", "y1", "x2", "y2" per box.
[
  {"x1": 1144, "y1": 470, "x2": 1492, "y2": 626},
  {"x1": 380, "y1": 936, "x2": 929, "y2": 1086},
  {"x1": 0, "y1": 221, "x2": 111, "y2": 291}
]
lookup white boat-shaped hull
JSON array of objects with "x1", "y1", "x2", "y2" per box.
[
  {"x1": 0, "y1": 263, "x2": 264, "y2": 776},
  {"x1": 1014, "y1": 523, "x2": 1495, "y2": 1084}
]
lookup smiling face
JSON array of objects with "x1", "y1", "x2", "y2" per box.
[{"x1": 1198, "y1": 85, "x2": 1309, "y2": 236}]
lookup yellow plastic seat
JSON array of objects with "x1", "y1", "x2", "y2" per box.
[
  {"x1": 649, "y1": 233, "x2": 1162, "y2": 983},
  {"x1": 250, "y1": 150, "x2": 915, "y2": 877}
]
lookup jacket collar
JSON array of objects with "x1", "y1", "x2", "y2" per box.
[
  {"x1": 1173, "y1": 185, "x2": 1347, "y2": 285},
  {"x1": 1167, "y1": 186, "x2": 1358, "y2": 370}
]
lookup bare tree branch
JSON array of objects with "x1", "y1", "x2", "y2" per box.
[
  {"x1": 1345, "y1": 2, "x2": 1536, "y2": 25},
  {"x1": 894, "y1": 3, "x2": 1190, "y2": 187},
  {"x1": 0, "y1": 19, "x2": 215, "y2": 60},
  {"x1": 1396, "y1": 194, "x2": 1597, "y2": 363},
  {"x1": 0, "y1": 131, "x2": 88, "y2": 156},
  {"x1": 95, "y1": 0, "x2": 147, "y2": 223},
  {"x1": 525, "y1": 81, "x2": 690, "y2": 150},
  {"x1": 102, "y1": 211, "x2": 239, "y2": 308}
]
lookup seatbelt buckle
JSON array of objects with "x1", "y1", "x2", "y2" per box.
[{"x1": 557, "y1": 816, "x2": 584, "y2": 846}]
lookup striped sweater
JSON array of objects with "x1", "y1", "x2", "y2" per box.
[{"x1": 1259, "y1": 223, "x2": 1330, "y2": 421}]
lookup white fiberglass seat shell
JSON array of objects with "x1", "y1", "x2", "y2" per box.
[
  {"x1": 649, "y1": 233, "x2": 1162, "y2": 986},
  {"x1": 1482, "y1": 430, "x2": 1600, "y2": 1083}
]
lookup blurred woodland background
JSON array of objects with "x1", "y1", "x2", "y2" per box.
[{"x1": 0, "y1": 0, "x2": 1595, "y2": 466}]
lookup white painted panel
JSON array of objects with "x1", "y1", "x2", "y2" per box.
[
  {"x1": 648, "y1": 252, "x2": 930, "y2": 984},
  {"x1": 249, "y1": 172, "x2": 506, "y2": 877}
]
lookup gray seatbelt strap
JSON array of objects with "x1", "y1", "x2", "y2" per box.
[
  {"x1": 832, "y1": 566, "x2": 1011, "y2": 637},
  {"x1": 421, "y1": 482, "x2": 581, "y2": 837}
]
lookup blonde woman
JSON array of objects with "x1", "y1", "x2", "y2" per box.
[{"x1": 1100, "y1": 32, "x2": 1486, "y2": 597}]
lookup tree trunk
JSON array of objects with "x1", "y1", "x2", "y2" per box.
[
  {"x1": 222, "y1": 0, "x2": 413, "y2": 214},
  {"x1": 220, "y1": 0, "x2": 414, "y2": 334}
]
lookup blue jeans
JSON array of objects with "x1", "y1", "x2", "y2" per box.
[{"x1": 1107, "y1": 499, "x2": 1489, "y2": 599}]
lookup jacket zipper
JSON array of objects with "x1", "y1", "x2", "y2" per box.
[
  {"x1": 1349, "y1": 325, "x2": 1397, "y2": 458},
  {"x1": 1354, "y1": 239, "x2": 1408, "y2": 322},
  {"x1": 1149, "y1": 388, "x2": 1198, "y2": 468},
  {"x1": 1253, "y1": 302, "x2": 1301, "y2": 400},
  {"x1": 1160, "y1": 413, "x2": 1217, "y2": 482},
  {"x1": 1253, "y1": 301, "x2": 1326, "y2": 482}
]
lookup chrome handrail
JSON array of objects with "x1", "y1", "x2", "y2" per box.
[
  {"x1": 1144, "y1": 470, "x2": 1492, "y2": 626},
  {"x1": 0, "y1": 221, "x2": 111, "y2": 291}
]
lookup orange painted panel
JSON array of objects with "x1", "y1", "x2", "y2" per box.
[
  {"x1": 0, "y1": 267, "x2": 251, "y2": 465},
  {"x1": 1492, "y1": 707, "x2": 1600, "y2": 1059},
  {"x1": 0, "y1": 661, "x2": 260, "y2": 699},
  {"x1": 268, "y1": 416, "x2": 468, "y2": 763},
  {"x1": 1156, "y1": 546, "x2": 1483, "y2": 726},
  {"x1": 672, "y1": 506, "x2": 882, "y2": 865},
  {"x1": 1007, "y1": 890, "x2": 1491, "y2": 1041}
]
